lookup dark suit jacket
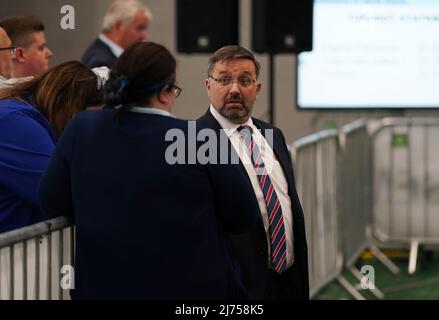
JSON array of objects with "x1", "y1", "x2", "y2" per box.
[
  {"x1": 38, "y1": 109, "x2": 260, "y2": 300},
  {"x1": 197, "y1": 109, "x2": 310, "y2": 300},
  {"x1": 81, "y1": 38, "x2": 117, "y2": 68}
]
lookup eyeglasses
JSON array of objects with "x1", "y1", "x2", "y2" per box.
[
  {"x1": 170, "y1": 84, "x2": 182, "y2": 98},
  {"x1": 0, "y1": 46, "x2": 16, "y2": 54},
  {"x1": 209, "y1": 76, "x2": 256, "y2": 88}
]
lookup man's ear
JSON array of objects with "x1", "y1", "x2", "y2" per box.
[
  {"x1": 113, "y1": 21, "x2": 123, "y2": 33},
  {"x1": 13, "y1": 47, "x2": 26, "y2": 63},
  {"x1": 157, "y1": 86, "x2": 170, "y2": 105},
  {"x1": 256, "y1": 82, "x2": 262, "y2": 94},
  {"x1": 204, "y1": 78, "x2": 211, "y2": 96}
]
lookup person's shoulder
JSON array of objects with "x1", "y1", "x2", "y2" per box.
[
  {"x1": 165, "y1": 117, "x2": 198, "y2": 131},
  {"x1": 57, "y1": 110, "x2": 111, "y2": 146},
  {"x1": 196, "y1": 108, "x2": 211, "y2": 121},
  {"x1": 0, "y1": 99, "x2": 43, "y2": 121},
  {"x1": 252, "y1": 117, "x2": 281, "y2": 131},
  {"x1": 0, "y1": 99, "x2": 55, "y2": 145},
  {"x1": 176, "y1": 117, "x2": 214, "y2": 131},
  {"x1": 0, "y1": 98, "x2": 32, "y2": 110},
  {"x1": 81, "y1": 39, "x2": 115, "y2": 68},
  {"x1": 82, "y1": 55, "x2": 114, "y2": 69},
  {"x1": 71, "y1": 109, "x2": 111, "y2": 124},
  {"x1": 252, "y1": 117, "x2": 287, "y2": 144},
  {"x1": 83, "y1": 38, "x2": 107, "y2": 52},
  {"x1": 196, "y1": 108, "x2": 223, "y2": 132}
]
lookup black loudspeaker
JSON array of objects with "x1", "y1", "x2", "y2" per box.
[
  {"x1": 176, "y1": 0, "x2": 239, "y2": 53},
  {"x1": 252, "y1": 0, "x2": 313, "y2": 54}
]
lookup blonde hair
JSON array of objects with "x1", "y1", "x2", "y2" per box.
[{"x1": 101, "y1": 0, "x2": 152, "y2": 33}]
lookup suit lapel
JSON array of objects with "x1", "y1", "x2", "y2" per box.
[
  {"x1": 199, "y1": 110, "x2": 251, "y2": 184},
  {"x1": 252, "y1": 119, "x2": 294, "y2": 192},
  {"x1": 201, "y1": 111, "x2": 295, "y2": 194}
]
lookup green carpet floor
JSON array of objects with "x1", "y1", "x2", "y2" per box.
[{"x1": 315, "y1": 250, "x2": 439, "y2": 300}]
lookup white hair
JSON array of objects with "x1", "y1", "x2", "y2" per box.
[{"x1": 101, "y1": 0, "x2": 152, "y2": 32}]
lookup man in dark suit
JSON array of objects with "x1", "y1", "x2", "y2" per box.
[
  {"x1": 197, "y1": 45, "x2": 309, "y2": 299},
  {"x1": 81, "y1": 0, "x2": 151, "y2": 68}
]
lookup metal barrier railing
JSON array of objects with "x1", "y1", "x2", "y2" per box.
[
  {"x1": 339, "y1": 120, "x2": 371, "y2": 267},
  {"x1": 0, "y1": 217, "x2": 74, "y2": 300},
  {"x1": 338, "y1": 120, "x2": 393, "y2": 300},
  {"x1": 2, "y1": 117, "x2": 438, "y2": 299},
  {"x1": 292, "y1": 122, "x2": 398, "y2": 300},
  {"x1": 370, "y1": 117, "x2": 439, "y2": 273},
  {"x1": 292, "y1": 129, "x2": 343, "y2": 298}
]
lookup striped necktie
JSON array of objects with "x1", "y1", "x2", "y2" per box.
[{"x1": 238, "y1": 125, "x2": 287, "y2": 273}]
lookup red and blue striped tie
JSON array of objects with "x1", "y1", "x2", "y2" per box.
[{"x1": 238, "y1": 125, "x2": 287, "y2": 273}]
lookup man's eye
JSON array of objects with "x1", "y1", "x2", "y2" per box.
[{"x1": 219, "y1": 78, "x2": 231, "y2": 84}]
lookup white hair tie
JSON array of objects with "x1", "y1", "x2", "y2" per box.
[{"x1": 91, "y1": 66, "x2": 110, "y2": 90}]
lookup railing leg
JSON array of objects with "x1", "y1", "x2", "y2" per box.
[
  {"x1": 349, "y1": 266, "x2": 384, "y2": 300},
  {"x1": 336, "y1": 276, "x2": 366, "y2": 300},
  {"x1": 370, "y1": 245, "x2": 400, "y2": 275},
  {"x1": 408, "y1": 240, "x2": 419, "y2": 275}
]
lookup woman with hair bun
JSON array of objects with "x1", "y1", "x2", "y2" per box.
[{"x1": 39, "y1": 42, "x2": 259, "y2": 300}]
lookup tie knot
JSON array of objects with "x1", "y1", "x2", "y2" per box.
[
  {"x1": 238, "y1": 125, "x2": 252, "y2": 132},
  {"x1": 238, "y1": 125, "x2": 253, "y2": 135},
  {"x1": 238, "y1": 125, "x2": 253, "y2": 144}
]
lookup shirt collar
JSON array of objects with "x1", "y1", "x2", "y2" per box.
[
  {"x1": 209, "y1": 105, "x2": 254, "y2": 137},
  {"x1": 99, "y1": 34, "x2": 124, "y2": 58},
  {"x1": 129, "y1": 106, "x2": 176, "y2": 118},
  {"x1": 0, "y1": 76, "x2": 33, "y2": 88}
]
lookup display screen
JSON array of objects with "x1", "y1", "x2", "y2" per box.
[{"x1": 297, "y1": 0, "x2": 439, "y2": 109}]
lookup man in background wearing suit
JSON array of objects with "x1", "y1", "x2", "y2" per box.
[
  {"x1": 197, "y1": 45, "x2": 309, "y2": 299},
  {"x1": 81, "y1": 0, "x2": 151, "y2": 68}
]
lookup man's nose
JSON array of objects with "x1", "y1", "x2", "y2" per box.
[
  {"x1": 46, "y1": 48, "x2": 53, "y2": 58},
  {"x1": 229, "y1": 80, "x2": 240, "y2": 93}
]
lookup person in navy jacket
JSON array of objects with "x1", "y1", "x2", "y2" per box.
[{"x1": 39, "y1": 42, "x2": 259, "y2": 300}]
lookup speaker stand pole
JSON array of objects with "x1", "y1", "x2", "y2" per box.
[{"x1": 268, "y1": 53, "x2": 275, "y2": 125}]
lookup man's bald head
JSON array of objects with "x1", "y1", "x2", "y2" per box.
[
  {"x1": 0, "y1": 27, "x2": 9, "y2": 44},
  {"x1": 0, "y1": 27, "x2": 13, "y2": 79}
]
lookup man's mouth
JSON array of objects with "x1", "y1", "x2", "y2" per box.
[{"x1": 226, "y1": 101, "x2": 243, "y2": 106}]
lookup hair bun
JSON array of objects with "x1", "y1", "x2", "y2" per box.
[{"x1": 105, "y1": 75, "x2": 130, "y2": 108}]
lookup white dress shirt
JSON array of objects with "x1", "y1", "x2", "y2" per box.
[{"x1": 209, "y1": 105, "x2": 294, "y2": 268}]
